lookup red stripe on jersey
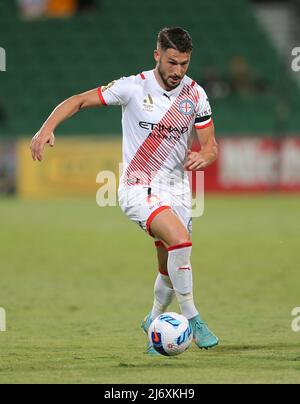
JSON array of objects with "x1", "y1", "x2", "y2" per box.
[
  {"x1": 124, "y1": 84, "x2": 200, "y2": 186},
  {"x1": 98, "y1": 87, "x2": 107, "y2": 106},
  {"x1": 140, "y1": 73, "x2": 146, "y2": 80},
  {"x1": 191, "y1": 80, "x2": 196, "y2": 87}
]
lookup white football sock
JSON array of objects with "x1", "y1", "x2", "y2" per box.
[
  {"x1": 151, "y1": 273, "x2": 175, "y2": 320},
  {"x1": 167, "y1": 243, "x2": 199, "y2": 320}
]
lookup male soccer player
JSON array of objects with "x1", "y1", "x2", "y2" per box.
[{"x1": 30, "y1": 27, "x2": 219, "y2": 354}]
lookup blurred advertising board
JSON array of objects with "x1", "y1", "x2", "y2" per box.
[
  {"x1": 16, "y1": 136, "x2": 300, "y2": 198},
  {"x1": 0, "y1": 141, "x2": 16, "y2": 195},
  {"x1": 192, "y1": 137, "x2": 300, "y2": 192},
  {"x1": 17, "y1": 138, "x2": 122, "y2": 198}
]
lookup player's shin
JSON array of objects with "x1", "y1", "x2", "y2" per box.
[
  {"x1": 151, "y1": 273, "x2": 175, "y2": 320},
  {"x1": 167, "y1": 243, "x2": 199, "y2": 320}
]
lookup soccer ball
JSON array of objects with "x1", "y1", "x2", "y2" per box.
[{"x1": 148, "y1": 312, "x2": 193, "y2": 356}]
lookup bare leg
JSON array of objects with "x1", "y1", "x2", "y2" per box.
[{"x1": 150, "y1": 209, "x2": 191, "y2": 248}]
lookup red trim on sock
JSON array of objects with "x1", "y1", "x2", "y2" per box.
[
  {"x1": 158, "y1": 267, "x2": 169, "y2": 276},
  {"x1": 146, "y1": 206, "x2": 171, "y2": 238},
  {"x1": 167, "y1": 242, "x2": 193, "y2": 252},
  {"x1": 155, "y1": 240, "x2": 165, "y2": 248}
]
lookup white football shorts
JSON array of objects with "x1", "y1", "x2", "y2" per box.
[{"x1": 118, "y1": 186, "x2": 193, "y2": 239}]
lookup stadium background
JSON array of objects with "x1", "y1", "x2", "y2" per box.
[{"x1": 0, "y1": 0, "x2": 300, "y2": 384}]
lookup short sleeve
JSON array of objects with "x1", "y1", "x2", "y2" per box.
[
  {"x1": 98, "y1": 76, "x2": 135, "y2": 106},
  {"x1": 194, "y1": 87, "x2": 213, "y2": 129}
]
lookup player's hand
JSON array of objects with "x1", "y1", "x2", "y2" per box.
[
  {"x1": 30, "y1": 130, "x2": 55, "y2": 162},
  {"x1": 184, "y1": 149, "x2": 209, "y2": 171}
]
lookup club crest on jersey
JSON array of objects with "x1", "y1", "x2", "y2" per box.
[
  {"x1": 143, "y1": 94, "x2": 154, "y2": 112},
  {"x1": 179, "y1": 99, "x2": 195, "y2": 116}
]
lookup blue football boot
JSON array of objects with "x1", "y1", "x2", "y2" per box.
[
  {"x1": 189, "y1": 315, "x2": 219, "y2": 350},
  {"x1": 141, "y1": 313, "x2": 160, "y2": 356}
]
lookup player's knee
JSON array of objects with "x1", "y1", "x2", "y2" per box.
[{"x1": 170, "y1": 233, "x2": 191, "y2": 248}]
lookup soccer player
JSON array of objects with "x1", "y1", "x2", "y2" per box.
[{"x1": 30, "y1": 27, "x2": 219, "y2": 354}]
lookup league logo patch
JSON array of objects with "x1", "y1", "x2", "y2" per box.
[
  {"x1": 143, "y1": 94, "x2": 154, "y2": 112},
  {"x1": 179, "y1": 99, "x2": 195, "y2": 116}
]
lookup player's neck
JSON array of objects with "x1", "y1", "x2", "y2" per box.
[{"x1": 153, "y1": 68, "x2": 181, "y2": 93}]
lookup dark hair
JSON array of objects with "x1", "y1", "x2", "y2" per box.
[{"x1": 157, "y1": 27, "x2": 193, "y2": 53}]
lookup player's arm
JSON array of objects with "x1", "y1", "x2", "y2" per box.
[
  {"x1": 30, "y1": 88, "x2": 101, "y2": 162},
  {"x1": 184, "y1": 123, "x2": 218, "y2": 171}
]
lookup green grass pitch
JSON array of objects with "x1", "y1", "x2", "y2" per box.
[{"x1": 0, "y1": 195, "x2": 299, "y2": 384}]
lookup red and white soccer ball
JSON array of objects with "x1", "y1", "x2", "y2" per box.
[{"x1": 148, "y1": 312, "x2": 193, "y2": 356}]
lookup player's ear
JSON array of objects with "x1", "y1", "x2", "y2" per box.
[{"x1": 154, "y1": 49, "x2": 160, "y2": 63}]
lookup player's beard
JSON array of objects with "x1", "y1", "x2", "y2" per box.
[{"x1": 157, "y1": 65, "x2": 182, "y2": 91}]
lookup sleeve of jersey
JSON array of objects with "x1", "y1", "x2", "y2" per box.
[
  {"x1": 194, "y1": 87, "x2": 213, "y2": 130},
  {"x1": 98, "y1": 76, "x2": 135, "y2": 106}
]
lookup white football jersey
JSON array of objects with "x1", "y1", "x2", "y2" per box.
[{"x1": 98, "y1": 70, "x2": 213, "y2": 194}]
